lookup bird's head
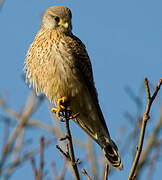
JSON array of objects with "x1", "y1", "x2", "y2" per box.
[{"x1": 42, "y1": 6, "x2": 72, "y2": 33}]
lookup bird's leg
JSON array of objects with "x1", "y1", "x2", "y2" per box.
[{"x1": 51, "y1": 96, "x2": 68, "y2": 121}]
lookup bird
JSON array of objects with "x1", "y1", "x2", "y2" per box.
[{"x1": 24, "y1": 6, "x2": 123, "y2": 170}]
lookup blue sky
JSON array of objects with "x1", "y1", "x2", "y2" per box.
[{"x1": 0, "y1": 0, "x2": 162, "y2": 179}]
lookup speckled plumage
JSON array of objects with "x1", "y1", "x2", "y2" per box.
[{"x1": 24, "y1": 6, "x2": 122, "y2": 169}]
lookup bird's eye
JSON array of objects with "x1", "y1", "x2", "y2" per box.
[{"x1": 54, "y1": 17, "x2": 60, "y2": 23}]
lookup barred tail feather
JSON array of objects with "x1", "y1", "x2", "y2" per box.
[{"x1": 102, "y1": 140, "x2": 123, "y2": 170}]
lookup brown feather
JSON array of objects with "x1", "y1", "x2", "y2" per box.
[{"x1": 24, "y1": 6, "x2": 122, "y2": 170}]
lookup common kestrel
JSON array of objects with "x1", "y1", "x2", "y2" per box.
[{"x1": 24, "y1": 6, "x2": 123, "y2": 169}]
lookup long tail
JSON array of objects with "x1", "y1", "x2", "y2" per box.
[{"x1": 102, "y1": 139, "x2": 123, "y2": 170}]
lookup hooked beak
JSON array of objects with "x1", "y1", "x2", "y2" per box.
[{"x1": 59, "y1": 18, "x2": 69, "y2": 28}]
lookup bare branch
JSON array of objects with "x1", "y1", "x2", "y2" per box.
[
  {"x1": 87, "y1": 138, "x2": 97, "y2": 179},
  {"x1": 56, "y1": 145, "x2": 71, "y2": 161},
  {"x1": 30, "y1": 156, "x2": 38, "y2": 178},
  {"x1": 52, "y1": 98, "x2": 80, "y2": 180},
  {"x1": 63, "y1": 109, "x2": 80, "y2": 179},
  {"x1": 0, "y1": 91, "x2": 42, "y2": 175},
  {"x1": 81, "y1": 169, "x2": 93, "y2": 180},
  {"x1": 39, "y1": 136, "x2": 45, "y2": 177},
  {"x1": 3, "y1": 137, "x2": 55, "y2": 179},
  {"x1": 135, "y1": 111, "x2": 162, "y2": 178},
  {"x1": 104, "y1": 164, "x2": 109, "y2": 180},
  {"x1": 51, "y1": 162, "x2": 58, "y2": 180},
  {"x1": 146, "y1": 147, "x2": 161, "y2": 180},
  {"x1": 30, "y1": 136, "x2": 46, "y2": 180},
  {"x1": 128, "y1": 78, "x2": 162, "y2": 180}
]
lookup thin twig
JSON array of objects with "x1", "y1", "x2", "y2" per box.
[
  {"x1": 58, "y1": 160, "x2": 68, "y2": 180},
  {"x1": 51, "y1": 162, "x2": 58, "y2": 180},
  {"x1": 146, "y1": 147, "x2": 161, "y2": 180},
  {"x1": 87, "y1": 138, "x2": 97, "y2": 179},
  {"x1": 104, "y1": 164, "x2": 109, "y2": 180},
  {"x1": 30, "y1": 136, "x2": 45, "y2": 180},
  {"x1": 64, "y1": 109, "x2": 80, "y2": 180},
  {"x1": 3, "y1": 137, "x2": 55, "y2": 179},
  {"x1": 51, "y1": 160, "x2": 68, "y2": 180},
  {"x1": 2, "y1": 117, "x2": 10, "y2": 148},
  {"x1": 128, "y1": 78, "x2": 162, "y2": 180},
  {"x1": 0, "y1": 0, "x2": 4, "y2": 10},
  {"x1": 81, "y1": 169, "x2": 93, "y2": 180},
  {"x1": 53, "y1": 101, "x2": 80, "y2": 180},
  {"x1": 56, "y1": 145, "x2": 71, "y2": 160},
  {"x1": 39, "y1": 136, "x2": 45, "y2": 177},
  {"x1": 30, "y1": 156, "x2": 38, "y2": 178},
  {"x1": 0, "y1": 91, "x2": 43, "y2": 175},
  {"x1": 135, "y1": 112, "x2": 162, "y2": 178}
]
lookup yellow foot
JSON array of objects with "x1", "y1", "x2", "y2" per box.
[
  {"x1": 51, "y1": 107, "x2": 63, "y2": 121},
  {"x1": 57, "y1": 96, "x2": 68, "y2": 110},
  {"x1": 51, "y1": 96, "x2": 68, "y2": 121}
]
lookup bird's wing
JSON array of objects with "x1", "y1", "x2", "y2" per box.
[{"x1": 66, "y1": 34, "x2": 109, "y2": 133}]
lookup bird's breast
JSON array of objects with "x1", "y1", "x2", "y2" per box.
[
  {"x1": 50, "y1": 44, "x2": 83, "y2": 104},
  {"x1": 25, "y1": 30, "x2": 83, "y2": 104}
]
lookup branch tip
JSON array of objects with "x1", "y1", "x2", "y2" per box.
[
  {"x1": 81, "y1": 169, "x2": 92, "y2": 180},
  {"x1": 128, "y1": 78, "x2": 162, "y2": 180}
]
